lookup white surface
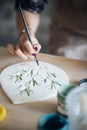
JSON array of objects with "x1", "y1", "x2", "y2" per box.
[{"x1": 0, "y1": 61, "x2": 69, "y2": 104}]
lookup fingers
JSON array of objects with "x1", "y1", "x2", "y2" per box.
[
  {"x1": 33, "y1": 43, "x2": 41, "y2": 53},
  {"x1": 24, "y1": 40, "x2": 35, "y2": 54},
  {"x1": 33, "y1": 37, "x2": 41, "y2": 53},
  {"x1": 15, "y1": 45, "x2": 28, "y2": 60},
  {"x1": 23, "y1": 50, "x2": 34, "y2": 60},
  {"x1": 7, "y1": 34, "x2": 41, "y2": 61},
  {"x1": 7, "y1": 43, "x2": 28, "y2": 60},
  {"x1": 23, "y1": 36, "x2": 41, "y2": 55},
  {"x1": 7, "y1": 43, "x2": 36, "y2": 60},
  {"x1": 7, "y1": 44, "x2": 15, "y2": 55},
  {"x1": 7, "y1": 43, "x2": 35, "y2": 60}
]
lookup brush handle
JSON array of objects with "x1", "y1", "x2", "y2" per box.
[{"x1": 19, "y1": 5, "x2": 33, "y2": 46}]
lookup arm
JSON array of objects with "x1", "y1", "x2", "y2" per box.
[
  {"x1": 7, "y1": 0, "x2": 47, "y2": 60},
  {"x1": 15, "y1": 10, "x2": 41, "y2": 60},
  {"x1": 7, "y1": 10, "x2": 41, "y2": 60},
  {"x1": 17, "y1": 10, "x2": 40, "y2": 35}
]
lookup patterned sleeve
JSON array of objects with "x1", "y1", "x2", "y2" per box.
[{"x1": 15, "y1": 0, "x2": 47, "y2": 13}]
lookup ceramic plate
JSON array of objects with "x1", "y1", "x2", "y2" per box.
[{"x1": 0, "y1": 61, "x2": 69, "y2": 104}]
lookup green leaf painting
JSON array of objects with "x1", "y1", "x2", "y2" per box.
[{"x1": 8, "y1": 65, "x2": 62, "y2": 96}]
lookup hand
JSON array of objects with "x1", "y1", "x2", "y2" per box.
[{"x1": 7, "y1": 31, "x2": 41, "y2": 60}]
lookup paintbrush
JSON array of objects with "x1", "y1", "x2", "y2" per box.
[{"x1": 18, "y1": 5, "x2": 39, "y2": 65}]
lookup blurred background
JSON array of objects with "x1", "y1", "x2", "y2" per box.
[{"x1": 0, "y1": 0, "x2": 51, "y2": 54}]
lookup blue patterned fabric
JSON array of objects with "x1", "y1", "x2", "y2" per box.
[{"x1": 15, "y1": 0, "x2": 47, "y2": 13}]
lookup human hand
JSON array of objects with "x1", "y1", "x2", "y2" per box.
[{"x1": 7, "y1": 31, "x2": 41, "y2": 60}]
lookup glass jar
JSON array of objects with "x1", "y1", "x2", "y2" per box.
[
  {"x1": 57, "y1": 84, "x2": 77, "y2": 116},
  {"x1": 66, "y1": 86, "x2": 87, "y2": 130}
]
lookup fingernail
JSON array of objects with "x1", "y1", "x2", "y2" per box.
[{"x1": 34, "y1": 47, "x2": 38, "y2": 51}]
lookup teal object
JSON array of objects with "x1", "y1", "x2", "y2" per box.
[{"x1": 37, "y1": 113, "x2": 68, "y2": 130}]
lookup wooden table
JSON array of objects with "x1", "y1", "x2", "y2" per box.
[{"x1": 0, "y1": 47, "x2": 87, "y2": 130}]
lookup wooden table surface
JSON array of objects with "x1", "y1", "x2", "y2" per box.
[{"x1": 0, "y1": 47, "x2": 87, "y2": 130}]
